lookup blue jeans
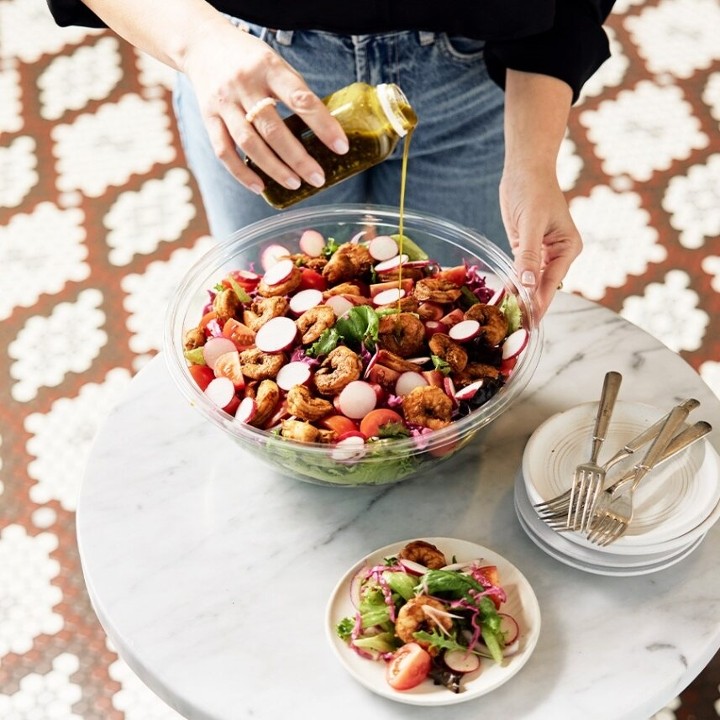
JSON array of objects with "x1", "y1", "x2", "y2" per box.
[{"x1": 173, "y1": 20, "x2": 508, "y2": 253}]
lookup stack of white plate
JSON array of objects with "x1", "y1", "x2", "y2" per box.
[{"x1": 515, "y1": 401, "x2": 720, "y2": 576}]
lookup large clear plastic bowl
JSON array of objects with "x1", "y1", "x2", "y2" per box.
[{"x1": 164, "y1": 204, "x2": 542, "y2": 486}]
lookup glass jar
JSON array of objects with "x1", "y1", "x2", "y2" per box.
[{"x1": 246, "y1": 82, "x2": 417, "y2": 209}]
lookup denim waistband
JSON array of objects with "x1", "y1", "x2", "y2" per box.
[{"x1": 272, "y1": 29, "x2": 437, "y2": 47}]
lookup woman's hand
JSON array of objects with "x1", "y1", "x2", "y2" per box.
[
  {"x1": 502, "y1": 69, "x2": 580, "y2": 319},
  {"x1": 500, "y1": 165, "x2": 582, "y2": 319},
  {"x1": 181, "y1": 16, "x2": 349, "y2": 194}
]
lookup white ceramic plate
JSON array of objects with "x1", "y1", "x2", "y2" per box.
[
  {"x1": 522, "y1": 402, "x2": 720, "y2": 550},
  {"x1": 325, "y1": 537, "x2": 541, "y2": 706},
  {"x1": 513, "y1": 472, "x2": 704, "y2": 574},
  {"x1": 515, "y1": 494, "x2": 705, "y2": 577}
]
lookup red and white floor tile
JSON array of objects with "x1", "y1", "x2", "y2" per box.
[{"x1": 0, "y1": 0, "x2": 718, "y2": 717}]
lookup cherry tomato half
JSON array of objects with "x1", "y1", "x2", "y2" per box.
[
  {"x1": 359, "y1": 408, "x2": 405, "y2": 439},
  {"x1": 298, "y1": 267, "x2": 327, "y2": 292},
  {"x1": 188, "y1": 364, "x2": 215, "y2": 392},
  {"x1": 319, "y1": 414, "x2": 358, "y2": 437},
  {"x1": 385, "y1": 643, "x2": 432, "y2": 691}
]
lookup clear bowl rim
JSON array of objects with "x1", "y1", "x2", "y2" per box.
[{"x1": 163, "y1": 203, "x2": 543, "y2": 458}]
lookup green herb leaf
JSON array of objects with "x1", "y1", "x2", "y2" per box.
[
  {"x1": 227, "y1": 276, "x2": 252, "y2": 303},
  {"x1": 322, "y1": 236, "x2": 340, "y2": 258},
  {"x1": 413, "y1": 629, "x2": 467, "y2": 654},
  {"x1": 335, "y1": 305, "x2": 379, "y2": 351},
  {"x1": 306, "y1": 328, "x2": 340, "y2": 357},
  {"x1": 431, "y1": 355, "x2": 452, "y2": 375},
  {"x1": 377, "y1": 422, "x2": 411, "y2": 439},
  {"x1": 183, "y1": 347, "x2": 206, "y2": 365},
  {"x1": 336, "y1": 617, "x2": 354, "y2": 642}
]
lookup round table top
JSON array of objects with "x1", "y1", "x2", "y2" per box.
[{"x1": 78, "y1": 293, "x2": 720, "y2": 720}]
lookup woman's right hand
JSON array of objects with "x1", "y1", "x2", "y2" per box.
[{"x1": 181, "y1": 16, "x2": 349, "y2": 195}]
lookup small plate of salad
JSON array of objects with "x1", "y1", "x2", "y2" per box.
[{"x1": 326, "y1": 537, "x2": 541, "y2": 706}]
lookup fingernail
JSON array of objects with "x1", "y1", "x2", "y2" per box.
[
  {"x1": 308, "y1": 172, "x2": 325, "y2": 188},
  {"x1": 521, "y1": 270, "x2": 536, "y2": 286},
  {"x1": 249, "y1": 183, "x2": 263, "y2": 195},
  {"x1": 284, "y1": 176, "x2": 301, "y2": 190},
  {"x1": 333, "y1": 138, "x2": 349, "y2": 154}
]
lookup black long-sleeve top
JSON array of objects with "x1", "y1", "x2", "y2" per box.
[{"x1": 46, "y1": 0, "x2": 616, "y2": 101}]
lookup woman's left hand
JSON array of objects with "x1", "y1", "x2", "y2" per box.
[{"x1": 500, "y1": 165, "x2": 582, "y2": 319}]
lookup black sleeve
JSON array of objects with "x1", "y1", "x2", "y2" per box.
[
  {"x1": 484, "y1": 0, "x2": 616, "y2": 103},
  {"x1": 46, "y1": 0, "x2": 107, "y2": 28}
]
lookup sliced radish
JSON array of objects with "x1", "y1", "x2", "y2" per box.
[
  {"x1": 406, "y1": 356, "x2": 430, "y2": 365},
  {"x1": 501, "y1": 328, "x2": 529, "y2": 360},
  {"x1": 260, "y1": 243, "x2": 291, "y2": 270},
  {"x1": 443, "y1": 376, "x2": 459, "y2": 408},
  {"x1": 422, "y1": 369, "x2": 444, "y2": 388},
  {"x1": 455, "y1": 380, "x2": 484, "y2": 401},
  {"x1": 418, "y1": 301, "x2": 444, "y2": 321},
  {"x1": 424, "y1": 320, "x2": 448, "y2": 341},
  {"x1": 331, "y1": 435, "x2": 367, "y2": 461},
  {"x1": 235, "y1": 396, "x2": 257, "y2": 424},
  {"x1": 373, "y1": 253, "x2": 409, "y2": 273},
  {"x1": 349, "y1": 229, "x2": 366, "y2": 245},
  {"x1": 373, "y1": 287, "x2": 406, "y2": 306},
  {"x1": 449, "y1": 319, "x2": 481, "y2": 342},
  {"x1": 395, "y1": 371, "x2": 428, "y2": 397},
  {"x1": 338, "y1": 381, "x2": 378, "y2": 419},
  {"x1": 262, "y1": 257, "x2": 295, "y2": 287},
  {"x1": 204, "y1": 376, "x2": 236, "y2": 410},
  {"x1": 488, "y1": 287, "x2": 506, "y2": 306},
  {"x1": 337, "y1": 430, "x2": 367, "y2": 442},
  {"x1": 233, "y1": 269, "x2": 261, "y2": 285},
  {"x1": 363, "y1": 348, "x2": 380, "y2": 380},
  {"x1": 369, "y1": 278, "x2": 414, "y2": 298},
  {"x1": 255, "y1": 316, "x2": 298, "y2": 352},
  {"x1": 289, "y1": 288, "x2": 323, "y2": 315},
  {"x1": 264, "y1": 400, "x2": 289, "y2": 429},
  {"x1": 276, "y1": 361, "x2": 312, "y2": 391},
  {"x1": 398, "y1": 558, "x2": 429, "y2": 575},
  {"x1": 368, "y1": 235, "x2": 399, "y2": 261},
  {"x1": 444, "y1": 649, "x2": 481, "y2": 675},
  {"x1": 325, "y1": 295, "x2": 354, "y2": 318},
  {"x1": 298, "y1": 229, "x2": 325, "y2": 257},
  {"x1": 499, "y1": 614, "x2": 520, "y2": 645},
  {"x1": 440, "y1": 308, "x2": 465, "y2": 327},
  {"x1": 202, "y1": 337, "x2": 238, "y2": 370}
]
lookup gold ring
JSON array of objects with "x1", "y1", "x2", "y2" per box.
[
  {"x1": 557, "y1": 281, "x2": 564, "y2": 290},
  {"x1": 245, "y1": 97, "x2": 277, "y2": 124}
]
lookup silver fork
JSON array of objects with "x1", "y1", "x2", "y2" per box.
[
  {"x1": 585, "y1": 406, "x2": 695, "y2": 547},
  {"x1": 565, "y1": 371, "x2": 623, "y2": 531},
  {"x1": 534, "y1": 398, "x2": 700, "y2": 521},
  {"x1": 543, "y1": 419, "x2": 711, "y2": 531}
]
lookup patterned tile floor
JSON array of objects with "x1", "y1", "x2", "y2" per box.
[{"x1": 1, "y1": 0, "x2": 719, "y2": 717}]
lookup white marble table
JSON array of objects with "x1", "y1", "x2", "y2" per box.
[{"x1": 77, "y1": 293, "x2": 720, "y2": 720}]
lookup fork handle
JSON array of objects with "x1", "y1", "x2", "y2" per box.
[
  {"x1": 609, "y1": 420, "x2": 711, "y2": 495},
  {"x1": 589, "y1": 371, "x2": 623, "y2": 463},
  {"x1": 601, "y1": 398, "x2": 700, "y2": 470}
]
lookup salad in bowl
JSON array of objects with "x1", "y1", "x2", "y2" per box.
[{"x1": 164, "y1": 205, "x2": 541, "y2": 486}]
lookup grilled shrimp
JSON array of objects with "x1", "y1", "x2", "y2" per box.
[
  {"x1": 414, "y1": 278, "x2": 462, "y2": 304},
  {"x1": 280, "y1": 418, "x2": 320, "y2": 443},
  {"x1": 296, "y1": 305, "x2": 336, "y2": 344},
  {"x1": 464, "y1": 303, "x2": 509, "y2": 346},
  {"x1": 377, "y1": 312, "x2": 425, "y2": 358},
  {"x1": 375, "y1": 296, "x2": 419, "y2": 313},
  {"x1": 402, "y1": 385, "x2": 453, "y2": 430},
  {"x1": 286, "y1": 385, "x2": 334, "y2": 421},
  {"x1": 288, "y1": 253, "x2": 327, "y2": 273},
  {"x1": 395, "y1": 595, "x2": 453, "y2": 648},
  {"x1": 322, "y1": 243, "x2": 373, "y2": 285},
  {"x1": 243, "y1": 296, "x2": 289, "y2": 333},
  {"x1": 397, "y1": 540, "x2": 447, "y2": 569},
  {"x1": 375, "y1": 349, "x2": 425, "y2": 373},
  {"x1": 239, "y1": 348, "x2": 286, "y2": 380},
  {"x1": 256, "y1": 265, "x2": 303, "y2": 297},
  {"x1": 248, "y1": 379, "x2": 280, "y2": 428},
  {"x1": 313, "y1": 346, "x2": 363, "y2": 396},
  {"x1": 452, "y1": 362, "x2": 501, "y2": 387},
  {"x1": 323, "y1": 282, "x2": 363, "y2": 297},
  {"x1": 183, "y1": 326, "x2": 206, "y2": 351},
  {"x1": 213, "y1": 287, "x2": 243, "y2": 322},
  {"x1": 428, "y1": 333, "x2": 468, "y2": 373}
]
